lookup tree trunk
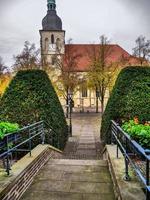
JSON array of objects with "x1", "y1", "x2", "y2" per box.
[
  {"x1": 96, "y1": 97, "x2": 99, "y2": 113},
  {"x1": 101, "y1": 96, "x2": 104, "y2": 114},
  {"x1": 66, "y1": 89, "x2": 69, "y2": 118}
]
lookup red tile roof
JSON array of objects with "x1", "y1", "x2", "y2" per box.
[{"x1": 64, "y1": 44, "x2": 139, "y2": 72}]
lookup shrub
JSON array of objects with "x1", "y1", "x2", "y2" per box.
[
  {"x1": 122, "y1": 120, "x2": 150, "y2": 149},
  {"x1": 0, "y1": 70, "x2": 68, "y2": 150},
  {"x1": 101, "y1": 66, "x2": 150, "y2": 144},
  {"x1": 0, "y1": 122, "x2": 19, "y2": 139}
]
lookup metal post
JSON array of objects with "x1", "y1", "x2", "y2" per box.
[
  {"x1": 82, "y1": 98, "x2": 84, "y2": 113},
  {"x1": 69, "y1": 102, "x2": 72, "y2": 137},
  {"x1": 111, "y1": 122, "x2": 113, "y2": 145},
  {"x1": 66, "y1": 94, "x2": 69, "y2": 118},
  {"x1": 146, "y1": 190, "x2": 150, "y2": 200},
  {"x1": 116, "y1": 144, "x2": 119, "y2": 159},
  {"x1": 57, "y1": 133, "x2": 60, "y2": 149},
  {"x1": 40, "y1": 122, "x2": 45, "y2": 145},
  {"x1": 6, "y1": 136, "x2": 11, "y2": 176},
  {"x1": 146, "y1": 159, "x2": 150, "y2": 200},
  {"x1": 68, "y1": 90, "x2": 73, "y2": 137},
  {"x1": 123, "y1": 137, "x2": 130, "y2": 181},
  {"x1": 123, "y1": 157, "x2": 130, "y2": 181},
  {"x1": 29, "y1": 128, "x2": 32, "y2": 157},
  {"x1": 116, "y1": 128, "x2": 119, "y2": 159}
]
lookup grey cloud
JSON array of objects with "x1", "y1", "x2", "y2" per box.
[
  {"x1": 122, "y1": 0, "x2": 150, "y2": 10},
  {"x1": 0, "y1": 0, "x2": 19, "y2": 15},
  {"x1": 116, "y1": 0, "x2": 150, "y2": 34},
  {"x1": 118, "y1": 0, "x2": 150, "y2": 19}
]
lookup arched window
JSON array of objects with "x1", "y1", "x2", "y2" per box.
[
  {"x1": 51, "y1": 34, "x2": 54, "y2": 44},
  {"x1": 45, "y1": 38, "x2": 49, "y2": 50},
  {"x1": 56, "y1": 38, "x2": 61, "y2": 50},
  {"x1": 56, "y1": 38, "x2": 61, "y2": 45}
]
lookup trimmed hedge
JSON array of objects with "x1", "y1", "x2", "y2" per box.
[
  {"x1": 0, "y1": 70, "x2": 68, "y2": 150},
  {"x1": 101, "y1": 66, "x2": 150, "y2": 144}
]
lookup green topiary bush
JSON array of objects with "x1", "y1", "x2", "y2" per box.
[
  {"x1": 101, "y1": 66, "x2": 150, "y2": 144},
  {"x1": 0, "y1": 70, "x2": 68, "y2": 150}
]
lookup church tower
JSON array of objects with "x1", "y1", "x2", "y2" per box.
[{"x1": 40, "y1": 0, "x2": 65, "y2": 65}]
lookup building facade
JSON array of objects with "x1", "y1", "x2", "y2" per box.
[{"x1": 40, "y1": 0, "x2": 139, "y2": 112}]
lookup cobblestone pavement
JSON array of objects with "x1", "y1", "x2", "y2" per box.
[{"x1": 63, "y1": 113, "x2": 103, "y2": 159}]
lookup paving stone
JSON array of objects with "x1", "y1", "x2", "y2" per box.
[
  {"x1": 62, "y1": 171, "x2": 112, "y2": 182},
  {"x1": 76, "y1": 150, "x2": 97, "y2": 156},
  {"x1": 82, "y1": 193, "x2": 115, "y2": 200},
  {"x1": 70, "y1": 182, "x2": 113, "y2": 194},
  {"x1": 79, "y1": 136, "x2": 95, "y2": 139},
  {"x1": 45, "y1": 164, "x2": 109, "y2": 173},
  {"x1": 79, "y1": 141, "x2": 95, "y2": 145},
  {"x1": 36, "y1": 170, "x2": 64, "y2": 180},
  {"x1": 22, "y1": 191, "x2": 83, "y2": 200},
  {"x1": 48, "y1": 159, "x2": 107, "y2": 166},
  {"x1": 29, "y1": 179, "x2": 71, "y2": 193},
  {"x1": 77, "y1": 145, "x2": 96, "y2": 150}
]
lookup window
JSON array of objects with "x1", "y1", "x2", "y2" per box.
[
  {"x1": 45, "y1": 38, "x2": 49, "y2": 50},
  {"x1": 82, "y1": 87, "x2": 88, "y2": 98},
  {"x1": 56, "y1": 38, "x2": 61, "y2": 50},
  {"x1": 51, "y1": 34, "x2": 54, "y2": 44},
  {"x1": 96, "y1": 90, "x2": 100, "y2": 98}
]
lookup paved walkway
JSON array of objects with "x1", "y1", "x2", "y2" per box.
[
  {"x1": 21, "y1": 113, "x2": 115, "y2": 200},
  {"x1": 63, "y1": 113, "x2": 103, "y2": 159}
]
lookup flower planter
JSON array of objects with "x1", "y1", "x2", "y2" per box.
[{"x1": 121, "y1": 120, "x2": 150, "y2": 150}]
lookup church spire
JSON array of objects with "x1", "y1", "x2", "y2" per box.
[{"x1": 47, "y1": 0, "x2": 56, "y2": 11}]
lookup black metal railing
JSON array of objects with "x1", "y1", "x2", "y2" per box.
[
  {"x1": 111, "y1": 120, "x2": 150, "y2": 200},
  {"x1": 0, "y1": 121, "x2": 45, "y2": 175},
  {"x1": 44, "y1": 121, "x2": 69, "y2": 150}
]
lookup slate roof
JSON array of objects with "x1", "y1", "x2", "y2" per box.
[{"x1": 42, "y1": 10, "x2": 62, "y2": 31}]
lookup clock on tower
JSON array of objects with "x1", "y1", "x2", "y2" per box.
[
  {"x1": 40, "y1": 0, "x2": 65, "y2": 65},
  {"x1": 49, "y1": 43, "x2": 56, "y2": 52}
]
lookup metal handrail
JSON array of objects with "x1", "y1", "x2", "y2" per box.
[
  {"x1": 44, "y1": 121, "x2": 69, "y2": 149},
  {"x1": 111, "y1": 120, "x2": 150, "y2": 200},
  {"x1": 0, "y1": 121, "x2": 45, "y2": 175}
]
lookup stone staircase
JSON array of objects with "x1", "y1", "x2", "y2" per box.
[
  {"x1": 21, "y1": 114, "x2": 115, "y2": 200},
  {"x1": 21, "y1": 159, "x2": 115, "y2": 200}
]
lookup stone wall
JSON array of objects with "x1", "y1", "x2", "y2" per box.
[
  {"x1": 104, "y1": 145, "x2": 145, "y2": 200},
  {"x1": 0, "y1": 145, "x2": 62, "y2": 200}
]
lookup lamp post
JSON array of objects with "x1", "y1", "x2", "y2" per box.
[
  {"x1": 96, "y1": 88, "x2": 99, "y2": 113},
  {"x1": 68, "y1": 89, "x2": 73, "y2": 137}
]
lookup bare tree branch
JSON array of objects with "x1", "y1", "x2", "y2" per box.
[
  {"x1": 133, "y1": 35, "x2": 150, "y2": 65},
  {"x1": 0, "y1": 56, "x2": 8, "y2": 77},
  {"x1": 12, "y1": 41, "x2": 40, "y2": 72},
  {"x1": 53, "y1": 39, "x2": 82, "y2": 117}
]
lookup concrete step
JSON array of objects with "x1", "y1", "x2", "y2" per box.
[
  {"x1": 21, "y1": 159, "x2": 115, "y2": 200},
  {"x1": 61, "y1": 154, "x2": 99, "y2": 160},
  {"x1": 48, "y1": 159, "x2": 107, "y2": 166}
]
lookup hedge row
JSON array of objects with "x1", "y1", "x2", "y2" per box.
[
  {"x1": 101, "y1": 66, "x2": 150, "y2": 144},
  {"x1": 0, "y1": 70, "x2": 68, "y2": 150}
]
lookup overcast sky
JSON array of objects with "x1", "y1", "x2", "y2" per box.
[{"x1": 0, "y1": 0, "x2": 150, "y2": 67}]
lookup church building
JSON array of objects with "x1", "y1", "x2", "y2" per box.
[{"x1": 40, "y1": 0, "x2": 139, "y2": 112}]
